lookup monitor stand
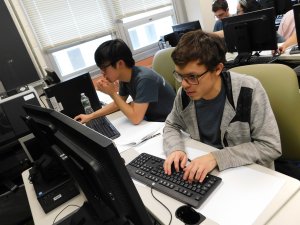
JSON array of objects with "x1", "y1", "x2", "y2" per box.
[{"x1": 233, "y1": 52, "x2": 253, "y2": 64}]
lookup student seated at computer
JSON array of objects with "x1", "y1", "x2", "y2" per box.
[
  {"x1": 163, "y1": 30, "x2": 282, "y2": 183},
  {"x1": 214, "y1": 0, "x2": 285, "y2": 42},
  {"x1": 212, "y1": 0, "x2": 231, "y2": 32},
  {"x1": 278, "y1": 9, "x2": 295, "y2": 40},
  {"x1": 74, "y1": 39, "x2": 176, "y2": 125}
]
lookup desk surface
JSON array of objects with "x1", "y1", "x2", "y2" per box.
[
  {"x1": 226, "y1": 49, "x2": 300, "y2": 62},
  {"x1": 22, "y1": 110, "x2": 300, "y2": 225}
]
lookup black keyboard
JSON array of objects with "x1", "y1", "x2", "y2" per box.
[
  {"x1": 224, "y1": 55, "x2": 279, "y2": 69},
  {"x1": 86, "y1": 116, "x2": 120, "y2": 139},
  {"x1": 126, "y1": 153, "x2": 222, "y2": 208},
  {"x1": 290, "y1": 45, "x2": 300, "y2": 55}
]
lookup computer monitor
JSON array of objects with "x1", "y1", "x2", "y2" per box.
[
  {"x1": 172, "y1": 21, "x2": 201, "y2": 33},
  {"x1": 0, "y1": 90, "x2": 40, "y2": 153},
  {"x1": 23, "y1": 104, "x2": 153, "y2": 225},
  {"x1": 222, "y1": 7, "x2": 277, "y2": 60},
  {"x1": 164, "y1": 21, "x2": 201, "y2": 47},
  {"x1": 273, "y1": 0, "x2": 293, "y2": 15},
  {"x1": 293, "y1": 3, "x2": 300, "y2": 49},
  {"x1": 44, "y1": 73, "x2": 101, "y2": 119}
]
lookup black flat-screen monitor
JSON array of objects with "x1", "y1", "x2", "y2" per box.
[
  {"x1": 44, "y1": 73, "x2": 101, "y2": 119},
  {"x1": 0, "y1": 91, "x2": 40, "y2": 153},
  {"x1": 23, "y1": 104, "x2": 153, "y2": 225},
  {"x1": 222, "y1": 8, "x2": 277, "y2": 57},
  {"x1": 293, "y1": 3, "x2": 300, "y2": 48},
  {"x1": 172, "y1": 20, "x2": 201, "y2": 33},
  {"x1": 164, "y1": 21, "x2": 202, "y2": 47},
  {"x1": 273, "y1": 0, "x2": 293, "y2": 15}
]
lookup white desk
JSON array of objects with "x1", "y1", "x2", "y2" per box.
[
  {"x1": 129, "y1": 136, "x2": 300, "y2": 225},
  {"x1": 226, "y1": 49, "x2": 300, "y2": 62},
  {"x1": 20, "y1": 91, "x2": 300, "y2": 225},
  {"x1": 22, "y1": 131, "x2": 300, "y2": 225}
]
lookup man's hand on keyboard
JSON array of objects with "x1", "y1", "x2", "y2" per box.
[
  {"x1": 183, "y1": 153, "x2": 217, "y2": 183},
  {"x1": 164, "y1": 150, "x2": 188, "y2": 175},
  {"x1": 74, "y1": 113, "x2": 93, "y2": 124}
]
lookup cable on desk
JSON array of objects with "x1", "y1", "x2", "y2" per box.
[
  {"x1": 150, "y1": 184, "x2": 172, "y2": 225},
  {"x1": 52, "y1": 204, "x2": 80, "y2": 225}
]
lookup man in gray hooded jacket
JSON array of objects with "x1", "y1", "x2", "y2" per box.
[{"x1": 163, "y1": 30, "x2": 281, "y2": 183}]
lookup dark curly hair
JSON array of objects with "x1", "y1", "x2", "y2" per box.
[{"x1": 171, "y1": 30, "x2": 226, "y2": 71}]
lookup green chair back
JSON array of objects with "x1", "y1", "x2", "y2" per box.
[
  {"x1": 230, "y1": 63, "x2": 300, "y2": 160},
  {"x1": 152, "y1": 47, "x2": 181, "y2": 92}
]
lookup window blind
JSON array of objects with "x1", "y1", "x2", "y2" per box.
[
  {"x1": 21, "y1": 0, "x2": 115, "y2": 50},
  {"x1": 112, "y1": 0, "x2": 172, "y2": 19},
  {"x1": 21, "y1": 0, "x2": 172, "y2": 50}
]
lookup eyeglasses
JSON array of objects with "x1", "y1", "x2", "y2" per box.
[
  {"x1": 173, "y1": 70, "x2": 209, "y2": 85},
  {"x1": 99, "y1": 63, "x2": 111, "y2": 72}
]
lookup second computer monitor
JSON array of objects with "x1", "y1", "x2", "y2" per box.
[
  {"x1": 44, "y1": 73, "x2": 101, "y2": 119},
  {"x1": 293, "y1": 3, "x2": 300, "y2": 49},
  {"x1": 222, "y1": 8, "x2": 278, "y2": 54},
  {"x1": 172, "y1": 20, "x2": 201, "y2": 33},
  {"x1": 164, "y1": 20, "x2": 201, "y2": 47}
]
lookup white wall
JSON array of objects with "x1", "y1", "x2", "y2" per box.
[{"x1": 183, "y1": 0, "x2": 215, "y2": 32}]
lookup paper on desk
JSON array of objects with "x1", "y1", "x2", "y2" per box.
[
  {"x1": 111, "y1": 117, "x2": 164, "y2": 153},
  {"x1": 186, "y1": 146, "x2": 285, "y2": 225}
]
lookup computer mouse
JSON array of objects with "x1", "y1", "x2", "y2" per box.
[{"x1": 175, "y1": 205, "x2": 202, "y2": 225}]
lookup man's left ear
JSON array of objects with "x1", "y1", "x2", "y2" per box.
[{"x1": 215, "y1": 63, "x2": 224, "y2": 75}]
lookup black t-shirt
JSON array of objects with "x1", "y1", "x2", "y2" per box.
[
  {"x1": 119, "y1": 66, "x2": 176, "y2": 122},
  {"x1": 195, "y1": 81, "x2": 226, "y2": 149}
]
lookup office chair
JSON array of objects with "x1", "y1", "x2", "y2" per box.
[
  {"x1": 152, "y1": 47, "x2": 180, "y2": 91},
  {"x1": 229, "y1": 64, "x2": 300, "y2": 161}
]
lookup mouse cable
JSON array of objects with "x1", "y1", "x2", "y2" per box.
[
  {"x1": 150, "y1": 184, "x2": 172, "y2": 225},
  {"x1": 52, "y1": 204, "x2": 80, "y2": 225}
]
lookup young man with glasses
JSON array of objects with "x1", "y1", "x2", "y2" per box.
[
  {"x1": 74, "y1": 39, "x2": 176, "y2": 125},
  {"x1": 212, "y1": 0, "x2": 231, "y2": 32},
  {"x1": 163, "y1": 30, "x2": 281, "y2": 182}
]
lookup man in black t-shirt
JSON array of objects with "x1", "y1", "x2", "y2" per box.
[{"x1": 74, "y1": 39, "x2": 175, "y2": 125}]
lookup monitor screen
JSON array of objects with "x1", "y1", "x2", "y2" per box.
[
  {"x1": 23, "y1": 104, "x2": 153, "y2": 225},
  {"x1": 293, "y1": 3, "x2": 300, "y2": 47},
  {"x1": 222, "y1": 8, "x2": 277, "y2": 54},
  {"x1": 44, "y1": 73, "x2": 101, "y2": 119}
]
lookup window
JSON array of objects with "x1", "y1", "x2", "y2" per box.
[
  {"x1": 20, "y1": 0, "x2": 174, "y2": 79},
  {"x1": 120, "y1": 6, "x2": 175, "y2": 59},
  {"x1": 49, "y1": 35, "x2": 112, "y2": 79}
]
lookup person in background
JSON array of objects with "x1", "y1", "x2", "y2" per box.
[
  {"x1": 163, "y1": 30, "x2": 281, "y2": 182},
  {"x1": 278, "y1": 9, "x2": 295, "y2": 40},
  {"x1": 74, "y1": 39, "x2": 176, "y2": 125},
  {"x1": 212, "y1": 0, "x2": 231, "y2": 32},
  {"x1": 236, "y1": 0, "x2": 262, "y2": 15},
  {"x1": 214, "y1": 0, "x2": 263, "y2": 37},
  {"x1": 214, "y1": 0, "x2": 285, "y2": 42}
]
